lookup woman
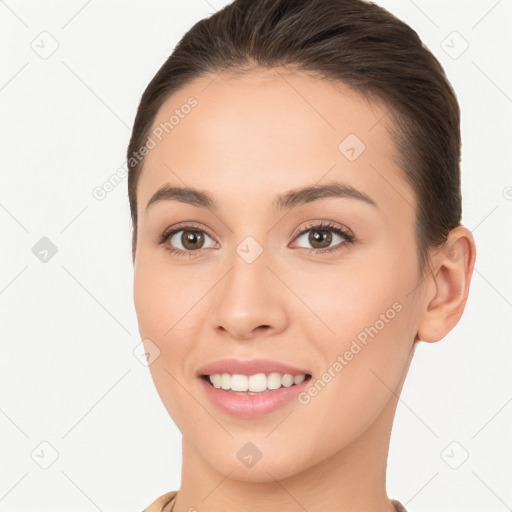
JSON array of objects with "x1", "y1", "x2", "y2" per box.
[{"x1": 128, "y1": 0, "x2": 476, "y2": 510}]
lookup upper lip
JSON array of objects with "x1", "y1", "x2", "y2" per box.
[{"x1": 196, "y1": 358, "x2": 311, "y2": 377}]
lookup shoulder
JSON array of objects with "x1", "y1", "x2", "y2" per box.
[
  {"x1": 141, "y1": 492, "x2": 405, "y2": 512},
  {"x1": 391, "y1": 499, "x2": 408, "y2": 512},
  {"x1": 142, "y1": 490, "x2": 178, "y2": 512}
]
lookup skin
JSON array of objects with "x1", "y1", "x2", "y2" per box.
[{"x1": 132, "y1": 67, "x2": 476, "y2": 512}]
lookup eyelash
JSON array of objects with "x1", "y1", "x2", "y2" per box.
[{"x1": 157, "y1": 220, "x2": 355, "y2": 258}]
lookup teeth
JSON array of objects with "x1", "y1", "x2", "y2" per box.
[{"x1": 208, "y1": 372, "x2": 307, "y2": 393}]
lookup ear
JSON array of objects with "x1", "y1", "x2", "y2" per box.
[{"x1": 417, "y1": 225, "x2": 477, "y2": 343}]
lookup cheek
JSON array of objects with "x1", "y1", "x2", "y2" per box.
[
  {"x1": 293, "y1": 249, "x2": 413, "y2": 342},
  {"x1": 133, "y1": 264, "x2": 193, "y2": 433},
  {"x1": 133, "y1": 269, "x2": 166, "y2": 340},
  {"x1": 294, "y1": 251, "x2": 416, "y2": 426},
  {"x1": 133, "y1": 250, "x2": 209, "y2": 420},
  {"x1": 133, "y1": 247, "x2": 196, "y2": 336},
  {"x1": 293, "y1": 303, "x2": 414, "y2": 463}
]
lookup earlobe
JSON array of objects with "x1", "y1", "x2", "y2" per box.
[{"x1": 416, "y1": 226, "x2": 477, "y2": 343}]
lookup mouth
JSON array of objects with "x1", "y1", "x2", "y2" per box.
[{"x1": 198, "y1": 371, "x2": 313, "y2": 418}]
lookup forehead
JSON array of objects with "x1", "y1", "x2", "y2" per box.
[{"x1": 137, "y1": 67, "x2": 414, "y2": 220}]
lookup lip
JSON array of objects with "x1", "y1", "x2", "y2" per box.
[
  {"x1": 199, "y1": 374, "x2": 312, "y2": 418},
  {"x1": 196, "y1": 357, "x2": 311, "y2": 377}
]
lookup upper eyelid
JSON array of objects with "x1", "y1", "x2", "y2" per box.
[
  {"x1": 162, "y1": 220, "x2": 352, "y2": 244},
  {"x1": 290, "y1": 220, "x2": 352, "y2": 239},
  {"x1": 163, "y1": 221, "x2": 214, "y2": 237}
]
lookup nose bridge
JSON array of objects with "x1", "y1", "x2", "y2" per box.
[{"x1": 231, "y1": 240, "x2": 269, "y2": 295}]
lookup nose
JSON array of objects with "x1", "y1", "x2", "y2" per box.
[{"x1": 211, "y1": 251, "x2": 288, "y2": 341}]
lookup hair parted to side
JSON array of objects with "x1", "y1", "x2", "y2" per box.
[{"x1": 127, "y1": 0, "x2": 462, "y2": 277}]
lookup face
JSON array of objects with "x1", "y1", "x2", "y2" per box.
[{"x1": 133, "y1": 68, "x2": 424, "y2": 481}]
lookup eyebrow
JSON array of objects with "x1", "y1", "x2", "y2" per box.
[{"x1": 145, "y1": 181, "x2": 378, "y2": 213}]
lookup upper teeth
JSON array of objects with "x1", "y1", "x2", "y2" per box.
[{"x1": 208, "y1": 373, "x2": 307, "y2": 392}]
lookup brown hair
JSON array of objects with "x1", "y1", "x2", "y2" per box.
[{"x1": 127, "y1": 0, "x2": 462, "y2": 277}]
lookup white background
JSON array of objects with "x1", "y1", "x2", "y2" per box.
[{"x1": 1, "y1": 1, "x2": 511, "y2": 511}]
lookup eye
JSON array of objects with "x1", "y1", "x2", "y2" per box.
[
  {"x1": 157, "y1": 220, "x2": 355, "y2": 258},
  {"x1": 158, "y1": 223, "x2": 218, "y2": 257},
  {"x1": 290, "y1": 220, "x2": 355, "y2": 254}
]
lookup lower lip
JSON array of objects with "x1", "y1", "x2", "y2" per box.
[{"x1": 199, "y1": 376, "x2": 311, "y2": 418}]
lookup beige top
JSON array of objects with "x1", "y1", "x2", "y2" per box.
[{"x1": 142, "y1": 490, "x2": 408, "y2": 511}]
